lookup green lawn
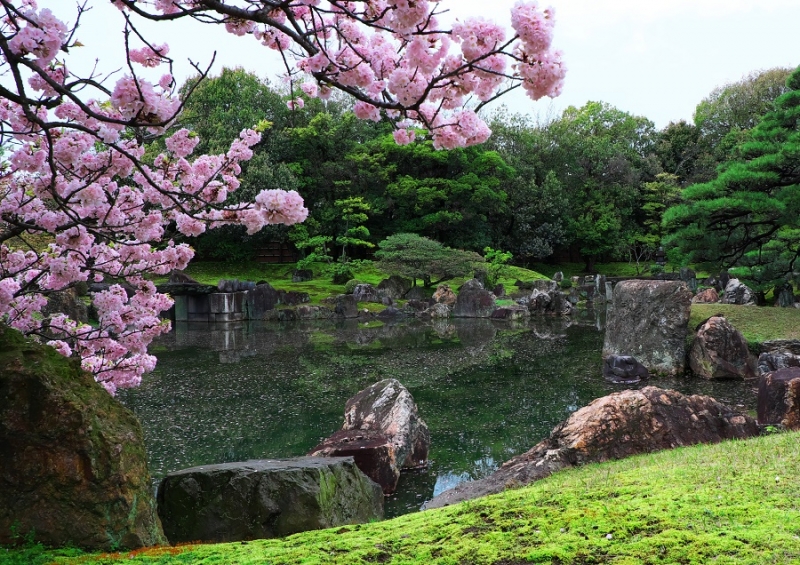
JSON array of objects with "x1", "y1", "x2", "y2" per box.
[
  {"x1": 690, "y1": 303, "x2": 800, "y2": 350},
  {"x1": 11, "y1": 431, "x2": 800, "y2": 564}
]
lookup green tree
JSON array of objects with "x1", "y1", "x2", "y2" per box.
[
  {"x1": 664, "y1": 66, "x2": 800, "y2": 301},
  {"x1": 694, "y1": 67, "x2": 793, "y2": 159},
  {"x1": 334, "y1": 196, "x2": 374, "y2": 262},
  {"x1": 374, "y1": 233, "x2": 483, "y2": 288}
]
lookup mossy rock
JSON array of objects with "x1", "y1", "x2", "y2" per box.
[{"x1": 0, "y1": 325, "x2": 165, "y2": 550}]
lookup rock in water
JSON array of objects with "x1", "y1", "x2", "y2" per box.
[
  {"x1": 309, "y1": 430, "x2": 399, "y2": 494},
  {"x1": 689, "y1": 316, "x2": 756, "y2": 379},
  {"x1": 603, "y1": 280, "x2": 692, "y2": 376},
  {"x1": 425, "y1": 387, "x2": 756, "y2": 509},
  {"x1": 0, "y1": 325, "x2": 164, "y2": 550},
  {"x1": 342, "y1": 379, "x2": 430, "y2": 470},
  {"x1": 602, "y1": 355, "x2": 649, "y2": 384},
  {"x1": 157, "y1": 457, "x2": 383, "y2": 543}
]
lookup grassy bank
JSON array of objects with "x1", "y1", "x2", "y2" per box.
[
  {"x1": 10, "y1": 431, "x2": 800, "y2": 565},
  {"x1": 690, "y1": 303, "x2": 800, "y2": 349}
]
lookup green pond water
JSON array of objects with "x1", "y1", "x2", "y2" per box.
[{"x1": 118, "y1": 313, "x2": 756, "y2": 518}]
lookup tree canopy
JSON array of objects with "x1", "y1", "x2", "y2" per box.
[{"x1": 664, "y1": 65, "x2": 800, "y2": 298}]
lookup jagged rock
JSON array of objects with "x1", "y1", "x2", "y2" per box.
[
  {"x1": 459, "y1": 278, "x2": 485, "y2": 292},
  {"x1": 244, "y1": 282, "x2": 282, "y2": 318},
  {"x1": 692, "y1": 288, "x2": 719, "y2": 304},
  {"x1": 602, "y1": 355, "x2": 649, "y2": 384},
  {"x1": 721, "y1": 278, "x2": 755, "y2": 305},
  {"x1": 295, "y1": 305, "x2": 334, "y2": 320},
  {"x1": 402, "y1": 299, "x2": 429, "y2": 313},
  {"x1": 491, "y1": 305, "x2": 530, "y2": 320},
  {"x1": 377, "y1": 276, "x2": 412, "y2": 300},
  {"x1": 757, "y1": 367, "x2": 800, "y2": 429},
  {"x1": 552, "y1": 271, "x2": 564, "y2": 283},
  {"x1": 679, "y1": 267, "x2": 698, "y2": 292},
  {"x1": 761, "y1": 340, "x2": 800, "y2": 356},
  {"x1": 758, "y1": 350, "x2": 800, "y2": 376},
  {"x1": 425, "y1": 387, "x2": 757, "y2": 509},
  {"x1": 689, "y1": 316, "x2": 756, "y2": 380},
  {"x1": 453, "y1": 289, "x2": 496, "y2": 318},
  {"x1": 334, "y1": 294, "x2": 358, "y2": 318},
  {"x1": 492, "y1": 283, "x2": 506, "y2": 297},
  {"x1": 342, "y1": 379, "x2": 429, "y2": 470},
  {"x1": 532, "y1": 279, "x2": 558, "y2": 293},
  {"x1": 0, "y1": 325, "x2": 164, "y2": 550},
  {"x1": 352, "y1": 284, "x2": 381, "y2": 303},
  {"x1": 309, "y1": 431, "x2": 399, "y2": 494},
  {"x1": 603, "y1": 280, "x2": 693, "y2": 376},
  {"x1": 157, "y1": 457, "x2": 383, "y2": 543},
  {"x1": 775, "y1": 283, "x2": 796, "y2": 307},
  {"x1": 432, "y1": 284, "x2": 457, "y2": 306}
]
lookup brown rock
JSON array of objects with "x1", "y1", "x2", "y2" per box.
[
  {"x1": 491, "y1": 305, "x2": 530, "y2": 320},
  {"x1": 692, "y1": 287, "x2": 719, "y2": 304},
  {"x1": 343, "y1": 379, "x2": 429, "y2": 469},
  {"x1": 432, "y1": 284, "x2": 457, "y2": 306},
  {"x1": 0, "y1": 325, "x2": 164, "y2": 550},
  {"x1": 425, "y1": 386, "x2": 757, "y2": 509},
  {"x1": 453, "y1": 289, "x2": 496, "y2": 318},
  {"x1": 308, "y1": 430, "x2": 399, "y2": 494},
  {"x1": 689, "y1": 316, "x2": 756, "y2": 379},
  {"x1": 757, "y1": 367, "x2": 800, "y2": 429},
  {"x1": 603, "y1": 281, "x2": 693, "y2": 376}
]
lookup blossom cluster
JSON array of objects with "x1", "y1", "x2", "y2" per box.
[
  {"x1": 118, "y1": 0, "x2": 565, "y2": 149},
  {"x1": 0, "y1": 1, "x2": 308, "y2": 393}
]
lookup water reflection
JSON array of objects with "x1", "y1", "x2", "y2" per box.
[{"x1": 119, "y1": 312, "x2": 755, "y2": 519}]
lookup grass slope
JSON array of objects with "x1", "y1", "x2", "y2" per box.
[
  {"x1": 690, "y1": 304, "x2": 800, "y2": 349},
  {"x1": 12, "y1": 431, "x2": 800, "y2": 565}
]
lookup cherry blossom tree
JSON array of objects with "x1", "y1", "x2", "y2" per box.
[{"x1": 0, "y1": 0, "x2": 564, "y2": 394}]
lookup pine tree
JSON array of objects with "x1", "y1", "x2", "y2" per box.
[{"x1": 663, "y1": 66, "x2": 800, "y2": 300}]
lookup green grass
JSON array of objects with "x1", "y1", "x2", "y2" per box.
[
  {"x1": 690, "y1": 303, "x2": 800, "y2": 350},
  {"x1": 13, "y1": 431, "x2": 800, "y2": 564}
]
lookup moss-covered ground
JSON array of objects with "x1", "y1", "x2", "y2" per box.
[
  {"x1": 690, "y1": 303, "x2": 800, "y2": 350},
  {"x1": 8, "y1": 430, "x2": 800, "y2": 564}
]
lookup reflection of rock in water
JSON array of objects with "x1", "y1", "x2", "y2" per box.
[
  {"x1": 454, "y1": 319, "x2": 497, "y2": 348},
  {"x1": 218, "y1": 349, "x2": 258, "y2": 364},
  {"x1": 431, "y1": 320, "x2": 456, "y2": 340}
]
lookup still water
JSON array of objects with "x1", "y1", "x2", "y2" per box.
[{"x1": 118, "y1": 313, "x2": 756, "y2": 518}]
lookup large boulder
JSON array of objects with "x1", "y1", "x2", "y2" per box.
[
  {"x1": 453, "y1": 288, "x2": 496, "y2": 318},
  {"x1": 344, "y1": 379, "x2": 429, "y2": 469},
  {"x1": 758, "y1": 350, "x2": 800, "y2": 376},
  {"x1": 775, "y1": 283, "x2": 796, "y2": 308},
  {"x1": 352, "y1": 283, "x2": 381, "y2": 303},
  {"x1": 0, "y1": 325, "x2": 164, "y2": 550},
  {"x1": 689, "y1": 316, "x2": 757, "y2": 380},
  {"x1": 377, "y1": 276, "x2": 412, "y2": 300},
  {"x1": 603, "y1": 280, "x2": 693, "y2": 376},
  {"x1": 721, "y1": 278, "x2": 755, "y2": 305},
  {"x1": 491, "y1": 305, "x2": 530, "y2": 321},
  {"x1": 157, "y1": 457, "x2": 383, "y2": 543},
  {"x1": 425, "y1": 387, "x2": 757, "y2": 509},
  {"x1": 334, "y1": 294, "x2": 358, "y2": 318},
  {"x1": 757, "y1": 367, "x2": 800, "y2": 429}
]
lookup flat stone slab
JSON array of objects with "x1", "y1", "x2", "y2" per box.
[{"x1": 157, "y1": 457, "x2": 383, "y2": 543}]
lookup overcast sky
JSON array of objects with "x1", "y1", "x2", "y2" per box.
[{"x1": 65, "y1": 0, "x2": 800, "y2": 129}]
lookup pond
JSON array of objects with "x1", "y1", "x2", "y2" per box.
[{"x1": 118, "y1": 311, "x2": 756, "y2": 518}]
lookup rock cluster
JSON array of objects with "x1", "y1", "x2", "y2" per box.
[{"x1": 689, "y1": 316, "x2": 756, "y2": 380}]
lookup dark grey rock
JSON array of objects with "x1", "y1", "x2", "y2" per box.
[
  {"x1": 404, "y1": 287, "x2": 426, "y2": 301},
  {"x1": 157, "y1": 457, "x2": 383, "y2": 543},
  {"x1": 775, "y1": 283, "x2": 796, "y2": 308},
  {"x1": 292, "y1": 269, "x2": 313, "y2": 283},
  {"x1": 602, "y1": 355, "x2": 649, "y2": 384},
  {"x1": 459, "y1": 278, "x2": 485, "y2": 292},
  {"x1": 758, "y1": 350, "x2": 800, "y2": 375},
  {"x1": 453, "y1": 289, "x2": 496, "y2": 318},
  {"x1": 721, "y1": 278, "x2": 755, "y2": 305},
  {"x1": 352, "y1": 283, "x2": 381, "y2": 303},
  {"x1": 377, "y1": 276, "x2": 412, "y2": 300},
  {"x1": 42, "y1": 288, "x2": 89, "y2": 324},
  {"x1": 603, "y1": 280, "x2": 692, "y2": 376},
  {"x1": 334, "y1": 294, "x2": 358, "y2": 318}
]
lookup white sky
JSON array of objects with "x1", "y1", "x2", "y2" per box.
[{"x1": 59, "y1": 0, "x2": 800, "y2": 129}]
